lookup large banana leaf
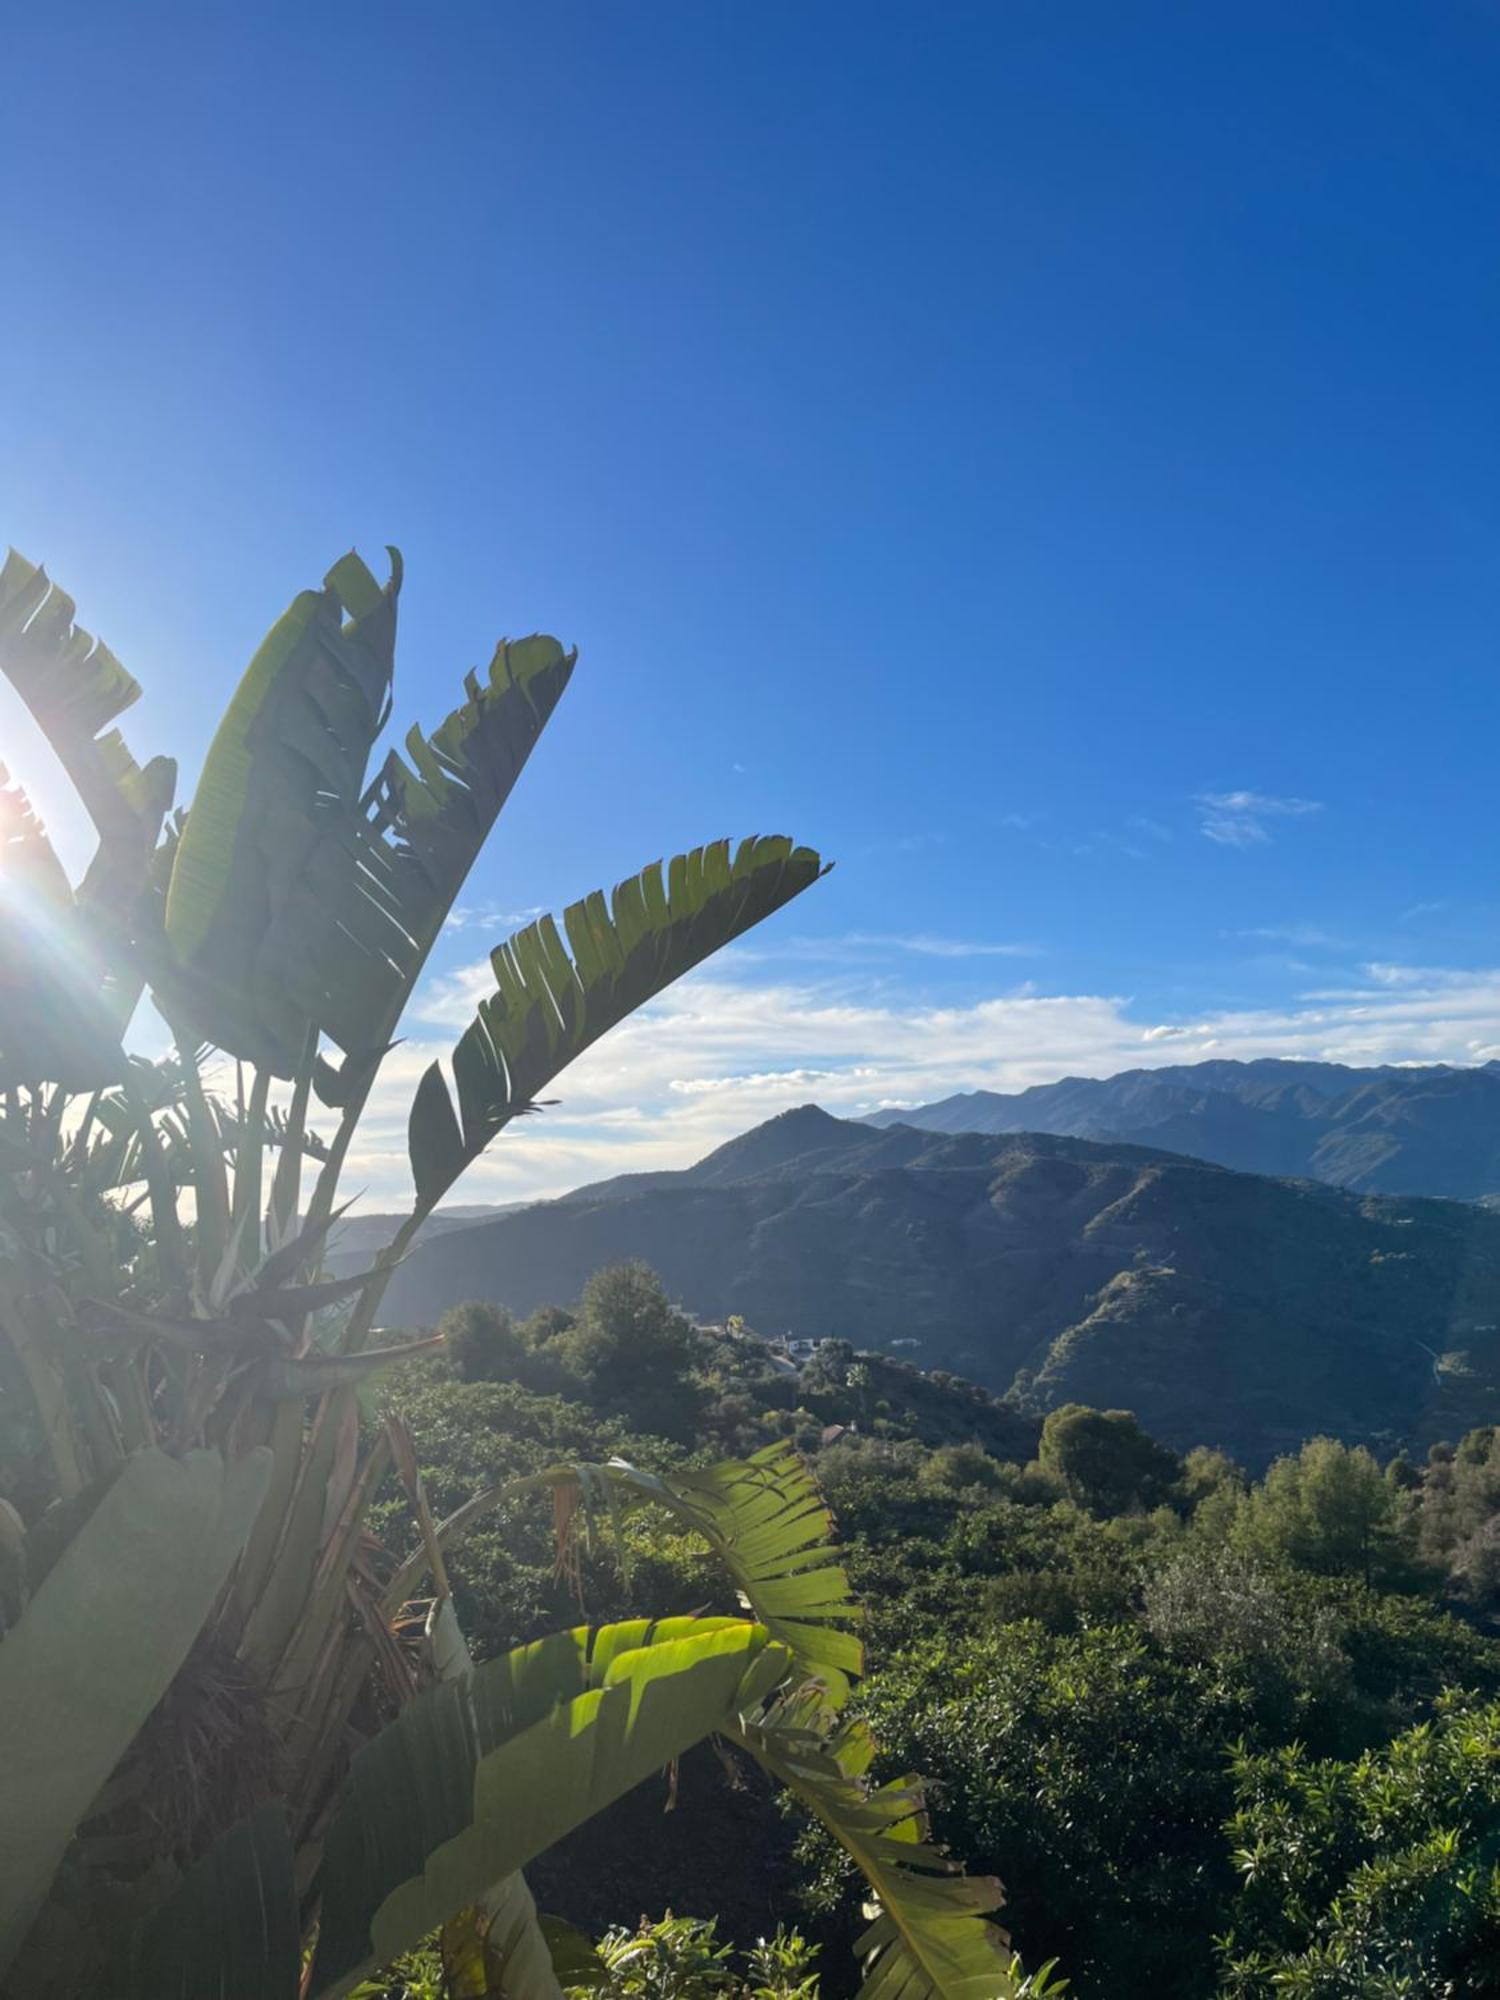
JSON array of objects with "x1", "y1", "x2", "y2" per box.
[
  {"x1": 378, "y1": 1441, "x2": 861, "y2": 1701},
  {"x1": 310, "y1": 1617, "x2": 791, "y2": 1994},
  {"x1": 126, "y1": 1803, "x2": 299, "y2": 2000},
  {"x1": 0, "y1": 1445, "x2": 272, "y2": 1969},
  {"x1": 426, "y1": 1591, "x2": 568, "y2": 2000},
  {"x1": 408, "y1": 838, "x2": 828, "y2": 1208},
  {"x1": 288, "y1": 629, "x2": 575, "y2": 1085},
  {"x1": 0, "y1": 550, "x2": 176, "y2": 898},
  {"x1": 580, "y1": 1440, "x2": 864, "y2": 1702},
  {"x1": 0, "y1": 766, "x2": 126, "y2": 1086},
  {"x1": 730, "y1": 1688, "x2": 1013, "y2": 2000},
  {"x1": 160, "y1": 552, "x2": 400, "y2": 1071},
  {"x1": 440, "y1": 1879, "x2": 571, "y2": 2000}
]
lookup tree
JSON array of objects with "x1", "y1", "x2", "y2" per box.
[
  {"x1": 443, "y1": 1300, "x2": 526, "y2": 1384},
  {"x1": 556, "y1": 1263, "x2": 705, "y2": 1437},
  {"x1": 0, "y1": 548, "x2": 1022, "y2": 1997},
  {"x1": 1037, "y1": 1405, "x2": 1182, "y2": 1516},
  {"x1": 1233, "y1": 1437, "x2": 1403, "y2": 1583}
]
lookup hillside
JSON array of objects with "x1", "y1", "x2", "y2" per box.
[
  {"x1": 862, "y1": 1056, "x2": 1500, "y2": 1197},
  {"x1": 375, "y1": 1106, "x2": 1500, "y2": 1466}
]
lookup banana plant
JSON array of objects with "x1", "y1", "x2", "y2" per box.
[{"x1": 0, "y1": 547, "x2": 1048, "y2": 1997}]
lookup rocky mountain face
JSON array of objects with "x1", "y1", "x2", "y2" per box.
[
  {"x1": 861, "y1": 1057, "x2": 1500, "y2": 1198},
  {"x1": 375, "y1": 1105, "x2": 1500, "y2": 1467}
]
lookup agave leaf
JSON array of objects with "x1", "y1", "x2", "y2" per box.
[
  {"x1": 0, "y1": 1446, "x2": 272, "y2": 1969},
  {"x1": 408, "y1": 838, "x2": 828, "y2": 1209},
  {"x1": 161, "y1": 552, "x2": 400, "y2": 1072},
  {"x1": 309, "y1": 1617, "x2": 791, "y2": 1994},
  {"x1": 250, "y1": 1194, "x2": 359, "y2": 1296},
  {"x1": 257, "y1": 1335, "x2": 443, "y2": 1400},
  {"x1": 126, "y1": 1804, "x2": 299, "y2": 2000},
  {"x1": 230, "y1": 1266, "x2": 389, "y2": 1323}
]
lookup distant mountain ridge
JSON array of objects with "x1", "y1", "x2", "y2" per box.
[
  {"x1": 376, "y1": 1104, "x2": 1500, "y2": 1467},
  {"x1": 862, "y1": 1057, "x2": 1500, "y2": 1198}
]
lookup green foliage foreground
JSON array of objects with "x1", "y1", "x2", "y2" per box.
[
  {"x1": 382, "y1": 1285, "x2": 1500, "y2": 1997},
  {"x1": 0, "y1": 551, "x2": 1034, "y2": 1998}
]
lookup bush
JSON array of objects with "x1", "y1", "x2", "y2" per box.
[{"x1": 1038, "y1": 1404, "x2": 1182, "y2": 1515}]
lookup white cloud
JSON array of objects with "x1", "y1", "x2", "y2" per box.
[
  {"x1": 1197, "y1": 790, "x2": 1323, "y2": 848},
  {"x1": 840, "y1": 932, "x2": 1041, "y2": 960},
  {"x1": 675, "y1": 931, "x2": 1043, "y2": 968},
  {"x1": 331, "y1": 958, "x2": 1500, "y2": 1209},
  {"x1": 443, "y1": 902, "x2": 546, "y2": 934},
  {"x1": 1232, "y1": 923, "x2": 1338, "y2": 948}
]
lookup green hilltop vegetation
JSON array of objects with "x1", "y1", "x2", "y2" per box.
[
  {"x1": 375, "y1": 1260, "x2": 1500, "y2": 1997},
  {"x1": 371, "y1": 1107, "x2": 1500, "y2": 1469}
]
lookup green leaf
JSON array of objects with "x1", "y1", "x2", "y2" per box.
[
  {"x1": 127, "y1": 1804, "x2": 300, "y2": 2000},
  {"x1": 310, "y1": 1617, "x2": 792, "y2": 1995},
  {"x1": 0, "y1": 550, "x2": 176, "y2": 892},
  {"x1": 0, "y1": 1446, "x2": 273, "y2": 1968},
  {"x1": 730, "y1": 1689, "x2": 1014, "y2": 2000},
  {"x1": 380, "y1": 1443, "x2": 861, "y2": 1702},
  {"x1": 257, "y1": 1334, "x2": 444, "y2": 1400},
  {"x1": 0, "y1": 554, "x2": 174, "y2": 1051},
  {"x1": 441, "y1": 1876, "x2": 569, "y2": 2000},
  {"x1": 161, "y1": 551, "x2": 401, "y2": 1071},
  {"x1": 0, "y1": 765, "x2": 127, "y2": 1087},
  {"x1": 408, "y1": 837, "x2": 828, "y2": 1208},
  {"x1": 294, "y1": 629, "x2": 575, "y2": 1084},
  {"x1": 562, "y1": 1441, "x2": 863, "y2": 1703}
]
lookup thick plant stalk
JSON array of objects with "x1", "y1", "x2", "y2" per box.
[{"x1": 230, "y1": 1065, "x2": 271, "y2": 1256}]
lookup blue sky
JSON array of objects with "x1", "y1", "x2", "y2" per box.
[{"x1": 6, "y1": 2, "x2": 1500, "y2": 1200}]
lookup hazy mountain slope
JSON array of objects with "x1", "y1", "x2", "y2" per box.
[
  {"x1": 862, "y1": 1057, "x2": 1500, "y2": 1197},
  {"x1": 326, "y1": 1202, "x2": 528, "y2": 1272},
  {"x1": 376, "y1": 1107, "x2": 1500, "y2": 1466}
]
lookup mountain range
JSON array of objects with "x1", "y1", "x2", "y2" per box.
[
  {"x1": 862, "y1": 1057, "x2": 1500, "y2": 1198},
  {"x1": 373, "y1": 1101, "x2": 1500, "y2": 1467}
]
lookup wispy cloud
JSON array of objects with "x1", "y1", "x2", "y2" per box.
[
  {"x1": 444, "y1": 902, "x2": 547, "y2": 934},
  {"x1": 1197, "y1": 790, "x2": 1323, "y2": 848},
  {"x1": 845, "y1": 932, "x2": 1041, "y2": 960},
  {"x1": 1230, "y1": 924, "x2": 1339, "y2": 948},
  {"x1": 714, "y1": 930, "x2": 1043, "y2": 967},
  {"x1": 335, "y1": 957, "x2": 1500, "y2": 1207},
  {"x1": 1126, "y1": 815, "x2": 1173, "y2": 844}
]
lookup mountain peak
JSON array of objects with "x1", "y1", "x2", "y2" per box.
[{"x1": 689, "y1": 1104, "x2": 864, "y2": 1183}]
